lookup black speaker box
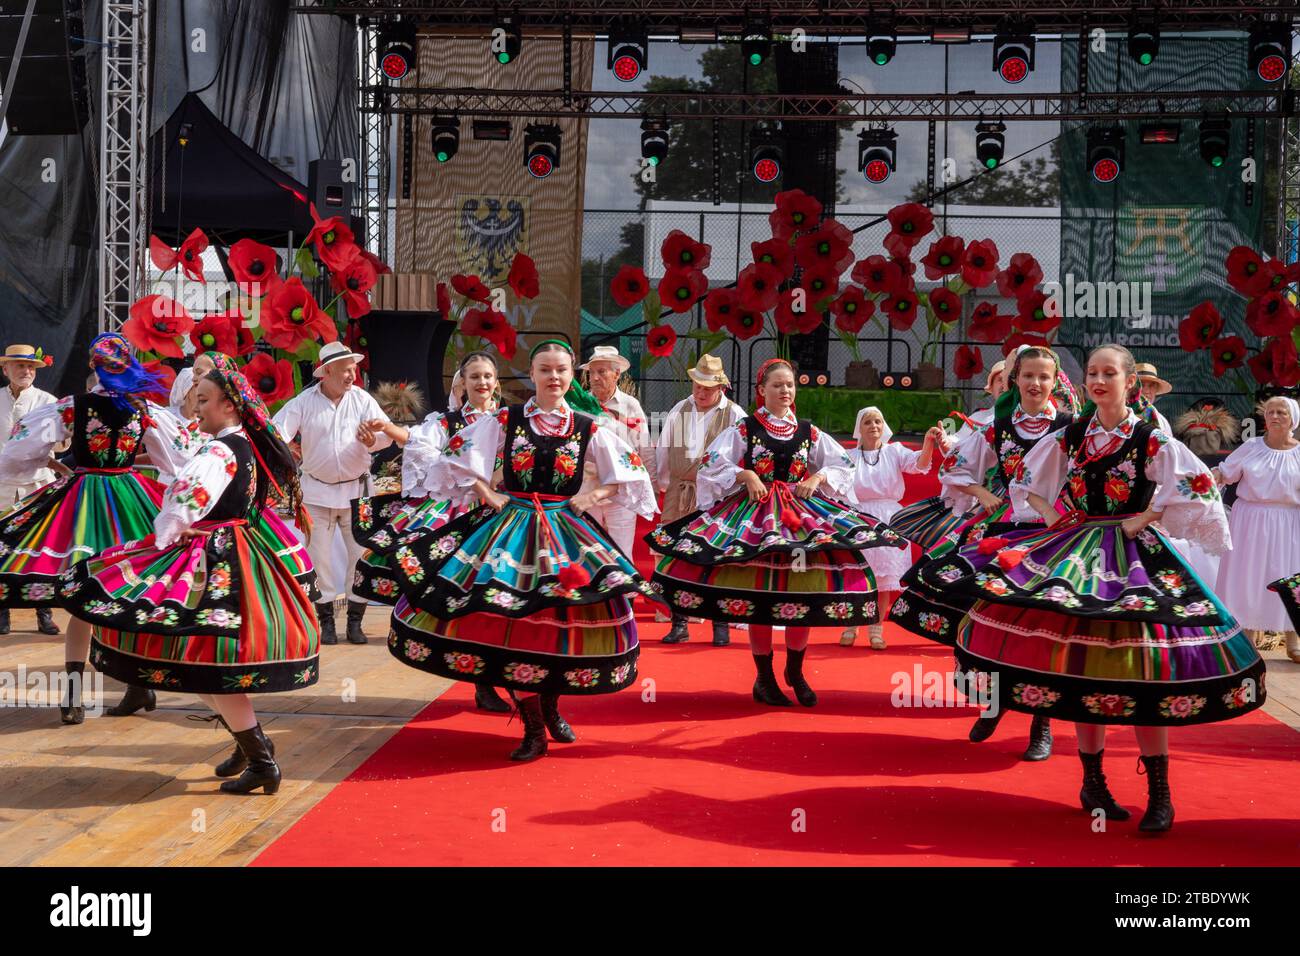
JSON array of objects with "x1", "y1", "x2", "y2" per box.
[
  {"x1": 358, "y1": 310, "x2": 456, "y2": 412},
  {"x1": 0, "y1": 0, "x2": 88, "y2": 135}
]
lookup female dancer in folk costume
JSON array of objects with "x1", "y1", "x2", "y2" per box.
[
  {"x1": 352, "y1": 351, "x2": 512, "y2": 712},
  {"x1": 891, "y1": 345, "x2": 1079, "y2": 761},
  {"x1": 62, "y1": 355, "x2": 319, "y2": 794},
  {"x1": 913, "y1": 344, "x2": 1261, "y2": 832},
  {"x1": 648, "y1": 358, "x2": 907, "y2": 708},
  {"x1": 840, "y1": 406, "x2": 944, "y2": 650},
  {"x1": 387, "y1": 340, "x2": 660, "y2": 762},
  {"x1": 0, "y1": 333, "x2": 196, "y2": 724},
  {"x1": 1217, "y1": 396, "x2": 1300, "y2": 663}
]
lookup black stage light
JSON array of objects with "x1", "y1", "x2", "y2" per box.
[
  {"x1": 993, "y1": 19, "x2": 1035, "y2": 84},
  {"x1": 742, "y1": 20, "x2": 772, "y2": 67},
  {"x1": 750, "y1": 128, "x2": 783, "y2": 183},
  {"x1": 858, "y1": 127, "x2": 897, "y2": 184},
  {"x1": 524, "y1": 124, "x2": 562, "y2": 179},
  {"x1": 1086, "y1": 125, "x2": 1125, "y2": 184},
  {"x1": 493, "y1": 15, "x2": 522, "y2": 65},
  {"x1": 431, "y1": 115, "x2": 459, "y2": 163},
  {"x1": 1199, "y1": 118, "x2": 1231, "y2": 168},
  {"x1": 608, "y1": 24, "x2": 649, "y2": 82},
  {"x1": 640, "y1": 118, "x2": 669, "y2": 167},
  {"x1": 378, "y1": 21, "x2": 417, "y2": 80},
  {"x1": 1128, "y1": 12, "x2": 1160, "y2": 66},
  {"x1": 1249, "y1": 20, "x2": 1290, "y2": 83},
  {"x1": 976, "y1": 120, "x2": 1006, "y2": 170}
]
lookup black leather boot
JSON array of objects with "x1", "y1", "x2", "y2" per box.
[
  {"x1": 187, "y1": 713, "x2": 276, "y2": 778},
  {"x1": 0, "y1": 608, "x2": 8, "y2": 634},
  {"x1": 1078, "y1": 749, "x2": 1131, "y2": 821},
  {"x1": 783, "y1": 647, "x2": 818, "y2": 707},
  {"x1": 346, "y1": 600, "x2": 368, "y2": 644},
  {"x1": 60, "y1": 661, "x2": 85, "y2": 725},
  {"x1": 35, "y1": 607, "x2": 59, "y2": 635},
  {"x1": 539, "y1": 692, "x2": 576, "y2": 743},
  {"x1": 662, "y1": 615, "x2": 690, "y2": 643},
  {"x1": 474, "y1": 682, "x2": 512, "y2": 713},
  {"x1": 752, "y1": 652, "x2": 793, "y2": 707},
  {"x1": 1138, "y1": 754, "x2": 1174, "y2": 833},
  {"x1": 316, "y1": 603, "x2": 337, "y2": 645},
  {"x1": 968, "y1": 708, "x2": 1005, "y2": 742},
  {"x1": 509, "y1": 694, "x2": 548, "y2": 762},
  {"x1": 711, "y1": 622, "x2": 730, "y2": 646},
  {"x1": 106, "y1": 684, "x2": 156, "y2": 717},
  {"x1": 219, "y1": 724, "x2": 281, "y2": 795},
  {"x1": 1021, "y1": 714, "x2": 1053, "y2": 761}
]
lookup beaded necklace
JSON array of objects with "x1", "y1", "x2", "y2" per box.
[
  {"x1": 756, "y1": 405, "x2": 797, "y2": 440},
  {"x1": 526, "y1": 398, "x2": 575, "y2": 438}
]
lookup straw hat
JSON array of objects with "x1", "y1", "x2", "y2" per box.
[
  {"x1": 983, "y1": 359, "x2": 1006, "y2": 395},
  {"x1": 579, "y1": 345, "x2": 631, "y2": 375},
  {"x1": 2, "y1": 344, "x2": 53, "y2": 367},
  {"x1": 1135, "y1": 362, "x2": 1173, "y2": 396},
  {"x1": 687, "y1": 353, "x2": 730, "y2": 388},
  {"x1": 313, "y1": 341, "x2": 365, "y2": 377}
]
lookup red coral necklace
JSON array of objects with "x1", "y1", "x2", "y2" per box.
[{"x1": 757, "y1": 407, "x2": 797, "y2": 440}]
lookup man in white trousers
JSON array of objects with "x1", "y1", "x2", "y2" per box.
[{"x1": 273, "y1": 342, "x2": 392, "y2": 645}]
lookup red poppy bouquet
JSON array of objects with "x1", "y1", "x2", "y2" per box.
[{"x1": 438, "y1": 251, "x2": 537, "y2": 361}]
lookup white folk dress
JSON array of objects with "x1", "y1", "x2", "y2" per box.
[{"x1": 847, "y1": 443, "x2": 926, "y2": 590}]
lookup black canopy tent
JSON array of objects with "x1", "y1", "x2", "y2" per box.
[{"x1": 148, "y1": 92, "x2": 315, "y2": 247}]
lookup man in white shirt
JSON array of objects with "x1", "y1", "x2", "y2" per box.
[
  {"x1": 578, "y1": 345, "x2": 654, "y2": 558},
  {"x1": 273, "y1": 342, "x2": 393, "y2": 645},
  {"x1": 0, "y1": 344, "x2": 62, "y2": 636},
  {"x1": 654, "y1": 354, "x2": 746, "y2": 645}
]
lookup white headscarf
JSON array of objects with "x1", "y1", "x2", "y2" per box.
[
  {"x1": 447, "y1": 368, "x2": 464, "y2": 411},
  {"x1": 853, "y1": 406, "x2": 893, "y2": 451},
  {"x1": 1277, "y1": 396, "x2": 1300, "y2": 433},
  {"x1": 168, "y1": 366, "x2": 194, "y2": 413}
]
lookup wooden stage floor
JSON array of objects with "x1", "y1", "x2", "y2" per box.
[{"x1": 1, "y1": 606, "x2": 1297, "y2": 866}]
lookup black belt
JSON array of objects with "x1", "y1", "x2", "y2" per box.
[{"x1": 305, "y1": 473, "x2": 367, "y2": 486}]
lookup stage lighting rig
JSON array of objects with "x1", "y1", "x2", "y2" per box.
[
  {"x1": 431, "y1": 115, "x2": 460, "y2": 163},
  {"x1": 1249, "y1": 20, "x2": 1290, "y2": 83},
  {"x1": 867, "y1": 22, "x2": 896, "y2": 66},
  {"x1": 608, "y1": 24, "x2": 649, "y2": 82},
  {"x1": 524, "y1": 124, "x2": 562, "y2": 179},
  {"x1": 750, "y1": 127, "x2": 783, "y2": 183},
  {"x1": 1199, "y1": 118, "x2": 1231, "y2": 168},
  {"x1": 992, "y1": 19, "x2": 1035, "y2": 84},
  {"x1": 742, "y1": 20, "x2": 772, "y2": 67},
  {"x1": 492, "y1": 15, "x2": 522, "y2": 65},
  {"x1": 858, "y1": 127, "x2": 897, "y2": 184},
  {"x1": 976, "y1": 121, "x2": 1006, "y2": 170},
  {"x1": 1128, "y1": 12, "x2": 1160, "y2": 67},
  {"x1": 640, "y1": 118, "x2": 669, "y2": 167},
  {"x1": 378, "y1": 21, "x2": 417, "y2": 80},
  {"x1": 1086, "y1": 126, "x2": 1125, "y2": 184}
]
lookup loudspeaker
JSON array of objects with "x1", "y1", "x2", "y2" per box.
[
  {"x1": 308, "y1": 159, "x2": 353, "y2": 216},
  {"x1": 796, "y1": 370, "x2": 831, "y2": 387},
  {"x1": 358, "y1": 310, "x2": 456, "y2": 412},
  {"x1": 0, "y1": 0, "x2": 88, "y2": 135},
  {"x1": 879, "y1": 371, "x2": 916, "y2": 390}
]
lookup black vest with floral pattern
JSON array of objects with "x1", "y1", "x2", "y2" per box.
[
  {"x1": 206, "y1": 434, "x2": 258, "y2": 522},
  {"x1": 741, "y1": 416, "x2": 814, "y2": 485},
  {"x1": 69, "y1": 394, "x2": 146, "y2": 468},
  {"x1": 1060, "y1": 416, "x2": 1159, "y2": 515},
  {"x1": 500, "y1": 404, "x2": 595, "y2": 496},
  {"x1": 987, "y1": 410, "x2": 1074, "y2": 494}
]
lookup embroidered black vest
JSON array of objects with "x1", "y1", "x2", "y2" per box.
[
  {"x1": 1060, "y1": 416, "x2": 1158, "y2": 515},
  {"x1": 71, "y1": 393, "x2": 146, "y2": 468},
  {"x1": 500, "y1": 405, "x2": 595, "y2": 496},
  {"x1": 987, "y1": 411, "x2": 1074, "y2": 494},
  {"x1": 206, "y1": 433, "x2": 258, "y2": 522},
  {"x1": 741, "y1": 416, "x2": 814, "y2": 485},
  {"x1": 444, "y1": 409, "x2": 468, "y2": 436}
]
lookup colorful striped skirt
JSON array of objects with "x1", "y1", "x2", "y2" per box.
[
  {"x1": 65, "y1": 516, "x2": 320, "y2": 694},
  {"x1": 350, "y1": 492, "x2": 460, "y2": 605},
  {"x1": 647, "y1": 484, "x2": 906, "y2": 627},
  {"x1": 887, "y1": 495, "x2": 973, "y2": 551},
  {"x1": 1267, "y1": 572, "x2": 1300, "y2": 634},
  {"x1": 0, "y1": 468, "x2": 164, "y2": 608}
]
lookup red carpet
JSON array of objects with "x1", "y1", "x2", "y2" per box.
[{"x1": 255, "y1": 460, "x2": 1300, "y2": 866}]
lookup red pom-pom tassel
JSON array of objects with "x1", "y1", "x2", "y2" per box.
[
  {"x1": 558, "y1": 562, "x2": 591, "y2": 589},
  {"x1": 996, "y1": 549, "x2": 1025, "y2": 570},
  {"x1": 977, "y1": 536, "x2": 1009, "y2": 555},
  {"x1": 781, "y1": 509, "x2": 804, "y2": 533}
]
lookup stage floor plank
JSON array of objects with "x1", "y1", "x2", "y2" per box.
[{"x1": 0, "y1": 607, "x2": 450, "y2": 867}]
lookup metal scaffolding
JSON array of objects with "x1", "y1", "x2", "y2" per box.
[
  {"x1": 356, "y1": 21, "x2": 391, "y2": 264},
  {"x1": 97, "y1": 0, "x2": 150, "y2": 334}
]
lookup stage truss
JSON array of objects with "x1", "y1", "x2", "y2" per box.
[{"x1": 356, "y1": 22, "x2": 391, "y2": 264}]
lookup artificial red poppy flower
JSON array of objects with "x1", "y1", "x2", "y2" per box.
[
  {"x1": 1245, "y1": 290, "x2": 1298, "y2": 338},
  {"x1": 461, "y1": 306, "x2": 517, "y2": 359},
  {"x1": 773, "y1": 289, "x2": 823, "y2": 336},
  {"x1": 996, "y1": 252, "x2": 1044, "y2": 302},
  {"x1": 658, "y1": 267, "x2": 708, "y2": 314},
  {"x1": 926, "y1": 286, "x2": 963, "y2": 324},
  {"x1": 1180, "y1": 301, "x2": 1223, "y2": 351},
  {"x1": 881, "y1": 288, "x2": 919, "y2": 331},
  {"x1": 1226, "y1": 246, "x2": 1272, "y2": 297},
  {"x1": 647, "y1": 325, "x2": 678, "y2": 357},
  {"x1": 1262, "y1": 257, "x2": 1289, "y2": 292},
  {"x1": 189, "y1": 315, "x2": 238, "y2": 356},
  {"x1": 794, "y1": 219, "x2": 855, "y2": 274},
  {"x1": 149, "y1": 228, "x2": 208, "y2": 283},
  {"x1": 437, "y1": 282, "x2": 452, "y2": 318},
  {"x1": 966, "y1": 301, "x2": 1012, "y2": 343},
  {"x1": 830, "y1": 287, "x2": 873, "y2": 334},
  {"x1": 507, "y1": 252, "x2": 540, "y2": 299},
  {"x1": 343, "y1": 321, "x2": 370, "y2": 375},
  {"x1": 737, "y1": 262, "x2": 784, "y2": 312},
  {"x1": 850, "y1": 255, "x2": 904, "y2": 294},
  {"x1": 885, "y1": 203, "x2": 934, "y2": 248},
  {"x1": 358, "y1": 249, "x2": 392, "y2": 276},
  {"x1": 140, "y1": 361, "x2": 177, "y2": 405},
  {"x1": 1247, "y1": 336, "x2": 1300, "y2": 388},
  {"x1": 494, "y1": 322, "x2": 518, "y2": 360},
  {"x1": 798, "y1": 264, "x2": 840, "y2": 303},
  {"x1": 661, "y1": 230, "x2": 712, "y2": 272},
  {"x1": 330, "y1": 251, "x2": 379, "y2": 319},
  {"x1": 1015, "y1": 290, "x2": 1061, "y2": 335},
  {"x1": 769, "y1": 189, "x2": 823, "y2": 240},
  {"x1": 451, "y1": 273, "x2": 492, "y2": 303},
  {"x1": 227, "y1": 238, "x2": 280, "y2": 296},
  {"x1": 704, "y1": 288, "x2": 740, "y2": 332},
  {"x1": 122, "y1": 295, "x2": 195, "y2": 358},
  {"x1": 305, "y1": 205, "x2": 358, "y2": 272},
  {"x1": 891, "y1": 254, "x2": 917, "y2": 283},
  {"x1": 261, "y1": 277, "x2": 337, "y2": 351},
  {"x1": 1001, "y1": 332, "x2": 1050, "y2": 356},
  {"x1": 727, "y1": 308, "x2": 765, "y2": 341},
  {"x1": 207, "y1": 307, "x2": 255, "y2": 357},
  {"x1": 751, "y1": 237, "x2": 795, "y2": 279},
  {"x1": 961, "y1": 239, "x2": 1000, "y2": 288},
  {"x1": 883, "y1": 231, "x2": 916, "y2": 262},
  {"x1": 921, "y1": 236, "x2": 965, "y2": 280},
  {"x1": 242, "y1": 352, "x2": 295, "y2": 405},
  {"x1": 1208, "y1": 335, "x2": 1247, "y2": 377},
  {"x1": 610, "y1": 265, "x2": 650, "y2": 308},
  {"x1": 953, "y1": 345, "x2": 984, "y2": 381}
]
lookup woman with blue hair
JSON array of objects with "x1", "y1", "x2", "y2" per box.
[{"x1": 0, "y1": 332, "x2": 196, "y2": 723}]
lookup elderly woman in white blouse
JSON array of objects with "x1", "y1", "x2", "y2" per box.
[{"x1": 1214, "y1": 395, "x2": 1300, "y2": 661}]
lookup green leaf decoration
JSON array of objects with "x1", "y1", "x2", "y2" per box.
[{"x1": 295, "y1": 247, "x2": 320, "y2": 280}]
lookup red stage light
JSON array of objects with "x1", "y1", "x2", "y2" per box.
[
  {"x1": 1258, "y1": 53, "x2": 1287, "y2": 82},
  {"x1": 999, "y1": 56, "x2": 1028, "y2": 83},
  {"x1": 1091, "y1": 158, "x2": 1120, "y2": 183},
  {"x1": 753, "y1": 157, "x2": 780, "y2": 183},
  {"x1": 864, "y1": 158, "x2": 891, "y2": 183},
  {"x1": 528, "y1": 154, "x2": 554, "y2": 178},
  {"x1": 382, "y1": 52, "x2": 410, "y2": 79},
  {"x1": 612, "y1": 54, "x2": 642, "y2": 82}
]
